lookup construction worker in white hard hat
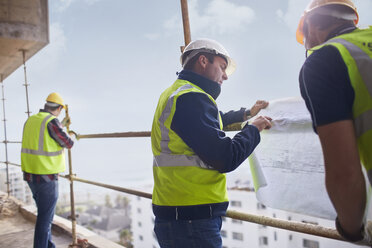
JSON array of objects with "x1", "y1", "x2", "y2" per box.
[
  {"x1": 21, "y1": 92, "x2": 74, "y2": 248},
  {"x1": 297, "y1": 0, "x2": 372, "y2": 245},
  {"x1": 151, "y1": 38, "x2": 272, "y2": 248}
]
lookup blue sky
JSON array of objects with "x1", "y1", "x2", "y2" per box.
[{"x1": 2, "y1": 0, "x2": 372, "y2": 190}]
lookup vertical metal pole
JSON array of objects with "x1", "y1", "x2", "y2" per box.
[
  {"x1": 180, "y1": 0, "x2": 191, "y2": 52},
  {"x1": 65, "y1": 105, "x2": 77, "y2": 246},
  {"x1": 21, "y1": 50, "x2": 31, "y2": 117},
  {"x1": 0, "y1": 75, "x2": 10, "y2": 196}
]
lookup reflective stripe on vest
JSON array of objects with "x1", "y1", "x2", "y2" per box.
[
  {"x1": 310, "y1": 27, "x2": 372, "y2": 181},
  {"x1": 154, "y1": 83, "x2": 219, "y2": 170},
  {"x1": 323, "y1": 38, "x2": 372, "y2": 138},
  {"x1": 21, "y1": 114, "x2": 63, "y2": 156}
]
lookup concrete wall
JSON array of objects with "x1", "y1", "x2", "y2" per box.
[{"x1": 0, "y1": 0, "x2": 49, "y2": 80}]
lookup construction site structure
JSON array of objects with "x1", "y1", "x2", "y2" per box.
[{"x1": 0, "y1": 0, "x2": 364, "y2": 247}]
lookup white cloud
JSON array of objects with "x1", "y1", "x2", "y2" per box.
[
  {"x1": 56, "y1": 0, "x2": 74, "y2": 12},
  {"x1": 164, "y1": 0, "x2": 255, "y2": 36},
  {"x1": 276, "y1": 0, "x2": 308, "y2": 31},
  {"x1": 55, "y1": 0, "x2": 103, "y2": 12},
  {"x1": 30, "y1": 23, "x2": 66, "y2": 71}
]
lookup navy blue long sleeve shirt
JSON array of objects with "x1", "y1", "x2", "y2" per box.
[{"x1": 171, "y1": 70, "x2": 260, "y2": 173}]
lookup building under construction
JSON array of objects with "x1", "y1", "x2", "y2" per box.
[{"x1": 0, "y1": 0, "x2": 369, "y2": 248}]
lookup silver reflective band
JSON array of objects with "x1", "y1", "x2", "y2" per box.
[
  {"x1": 21, "y1": 148, "x2": 63, "y2": 156},
  {"x1": 326, "y1": 38, "x2": 372, "y2": 97},
  {"x1": 154, "y1": 154, "x2": 213, "y2": 169},
  {"x1": 159, "y1": 84, "x2": 194, "y2": 154},
  {"x1": 156, "y1": 83, "x2": 220, "y2": 170},
  {"x1": 22, "y1": 114, "x2": 63, "y2": 156},
  {"x1": 354, "y1": 109, "x2": 372, "y2": 138},
  {"x1": 326, "y1": 38, "x2": 372, "y2": 137}
]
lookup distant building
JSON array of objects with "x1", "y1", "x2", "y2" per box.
[
  {"x1": 130, "y1": 184, "x2": 360, "y2": 248},
  {"x1": 0, "y1": 166, "x2": 32, "y2": 205},
  {"x1": 58, "y1": 199, "x2": 132, "y2": 244}
]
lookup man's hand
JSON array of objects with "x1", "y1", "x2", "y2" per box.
[
  {"x1": 337, "y1": 219, "x2": 372, "y2": 246},
  {"x1": 250, "y1": 116, "x2": 272, "y2": 132},
  {"x1": 61, "y1": 117, "x2": 71, "y2": 127},
  {"x1": 361, "y1": 221, "x2": 372, "y2": 246},
  {"x1": 250, "y1": 100, "x2": 269, "y2": 117},
  {"x1": 68, "y1": 130, "x2": 78, "y2": 139}
]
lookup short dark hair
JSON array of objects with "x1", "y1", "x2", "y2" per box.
[
  {"x1": 183, "y1": 52, "x2": 216, "y2": 71},
  {"x1": 44, "y1": 102, "x2": 62, "y2": 112}
]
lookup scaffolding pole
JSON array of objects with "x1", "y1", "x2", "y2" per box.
[
  {"x1": 21, "y1": 50, "x2": 31, "y2": 117},
  {"x1": 65, "y1": 105, "x2": 78, "y2": 247},
  {"x1": 76, "y1": 131, "x2": 151, "y2": 139},
  {"x1": 180, "y1": 0, "x2": 191, "y2": 52},
  {"x1": 0, "y1": 75, "x2": 10, "y2": 196}
]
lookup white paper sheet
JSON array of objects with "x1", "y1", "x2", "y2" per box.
[{"x1": 249, "y1": 97, "x2": 337, "y2": 219}]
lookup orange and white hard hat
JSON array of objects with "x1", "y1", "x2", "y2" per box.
[{"x1": 296, "y1": 0, "x2": 359, "y2": 45}]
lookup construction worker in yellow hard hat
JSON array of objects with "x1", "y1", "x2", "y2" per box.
[
  {"x1": 21, "y1": 92, "x2": 74, "y2": 248},
  {"x1": 151, "y1": 38, "x2": 272, "y2": 248},
  {"x1": 46, "y1": 92, "x2": 65, "y2": 109},
  {"x1": 297, "y1": 0, "x2": 372, "y2": 245}
]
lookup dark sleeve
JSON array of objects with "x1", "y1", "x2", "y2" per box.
[
  {"x1": 47, "y1": 118, "x2": 74, "y2": 149},
  {"x1": 171, "y1": 92, "x2": 260, "y2": 173},
  {"x1": 220, "y1": 108, "x2": 246, "y2": 127},
  {"x1": 299, "y1": 45, "x2": 354, "y2": 132}
]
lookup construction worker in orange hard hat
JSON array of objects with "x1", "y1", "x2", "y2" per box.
[
  {"x1": 151, "y1": 38, "x2": 272, "y2": 248},
  {"x1": 21, "y1": 92, "x2": 74, "y2": 248},
  {"x1": 297, "y1": 0, "x2": 372, "y2": 245}
]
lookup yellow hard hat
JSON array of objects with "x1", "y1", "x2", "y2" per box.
[
  {"x1": 46, "y1": 92, "x2": 65, "y2": 109},
  {"x1": 296, "y1": 0, "x2": 359, "y2": 45}
]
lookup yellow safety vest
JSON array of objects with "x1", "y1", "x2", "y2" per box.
[
  {"x1": 151, "y1": 79, "x2": 228, "y2": 206},
  {"x1": 21, "y1": 112, "x2": 65, "y2": 174},
  {"x1": 310, "y1": 26, "x2": 372, "y2": 183}
]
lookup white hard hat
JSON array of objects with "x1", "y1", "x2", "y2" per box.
[{"x1": 180, "y1": 38, "x2": 236, "y2": 76}]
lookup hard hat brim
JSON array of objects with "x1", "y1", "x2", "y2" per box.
[{"x1": 296, "y1": 16, "x2": 305, "y2": 45}]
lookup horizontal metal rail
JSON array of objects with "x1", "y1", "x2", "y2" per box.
[
  {"x1": 74, "y1": 124, "x2": 242, "y2": 140},
  {"x1": 1, "y1": 161, "x2": 21, "y2": 167},
  {"x1": 59, "y1": 174, "x2": 152, "y2": 199},
  {"x1": 226, "y1": 210, "x2": 341, "y2": 241},
  {"x1": 76, "y1": 131, "x2": 151, "y2": 139},
  {"x1": 2, "y1": 161, "x2": 348, "y2": 243},
  {"x1": 1, "y1": 141, "x2": 21, "y2": 144},
  {"x1": 59, "y1": 173, "x2": 345, "y2": 242}
]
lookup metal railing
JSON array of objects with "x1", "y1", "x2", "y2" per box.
[
  {"x1": 4, "y1": 158, "x2": 344, "y2": 243},
  {"x1": 0, "y1": 0, "x2": 357, "y2": 247}
]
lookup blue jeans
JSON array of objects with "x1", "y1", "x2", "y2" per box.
[
  {"x1": 28, "y1": 180, "x2": 58, "y2": 248},
  {"x1": 154, "y1": 216, "x2": 222, "y2": 248}
]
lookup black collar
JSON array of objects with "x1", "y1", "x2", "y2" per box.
[
  {"x1": 326, "y1": 23, "x2": 356, "y2": 41},
  {"x1": 177, "y1": 70, "x2": 221, "y2": 100}
]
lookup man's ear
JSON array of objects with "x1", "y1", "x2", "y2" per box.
[{"x1": 198, "y1": 55, "x2": 208, "y2": 70}]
